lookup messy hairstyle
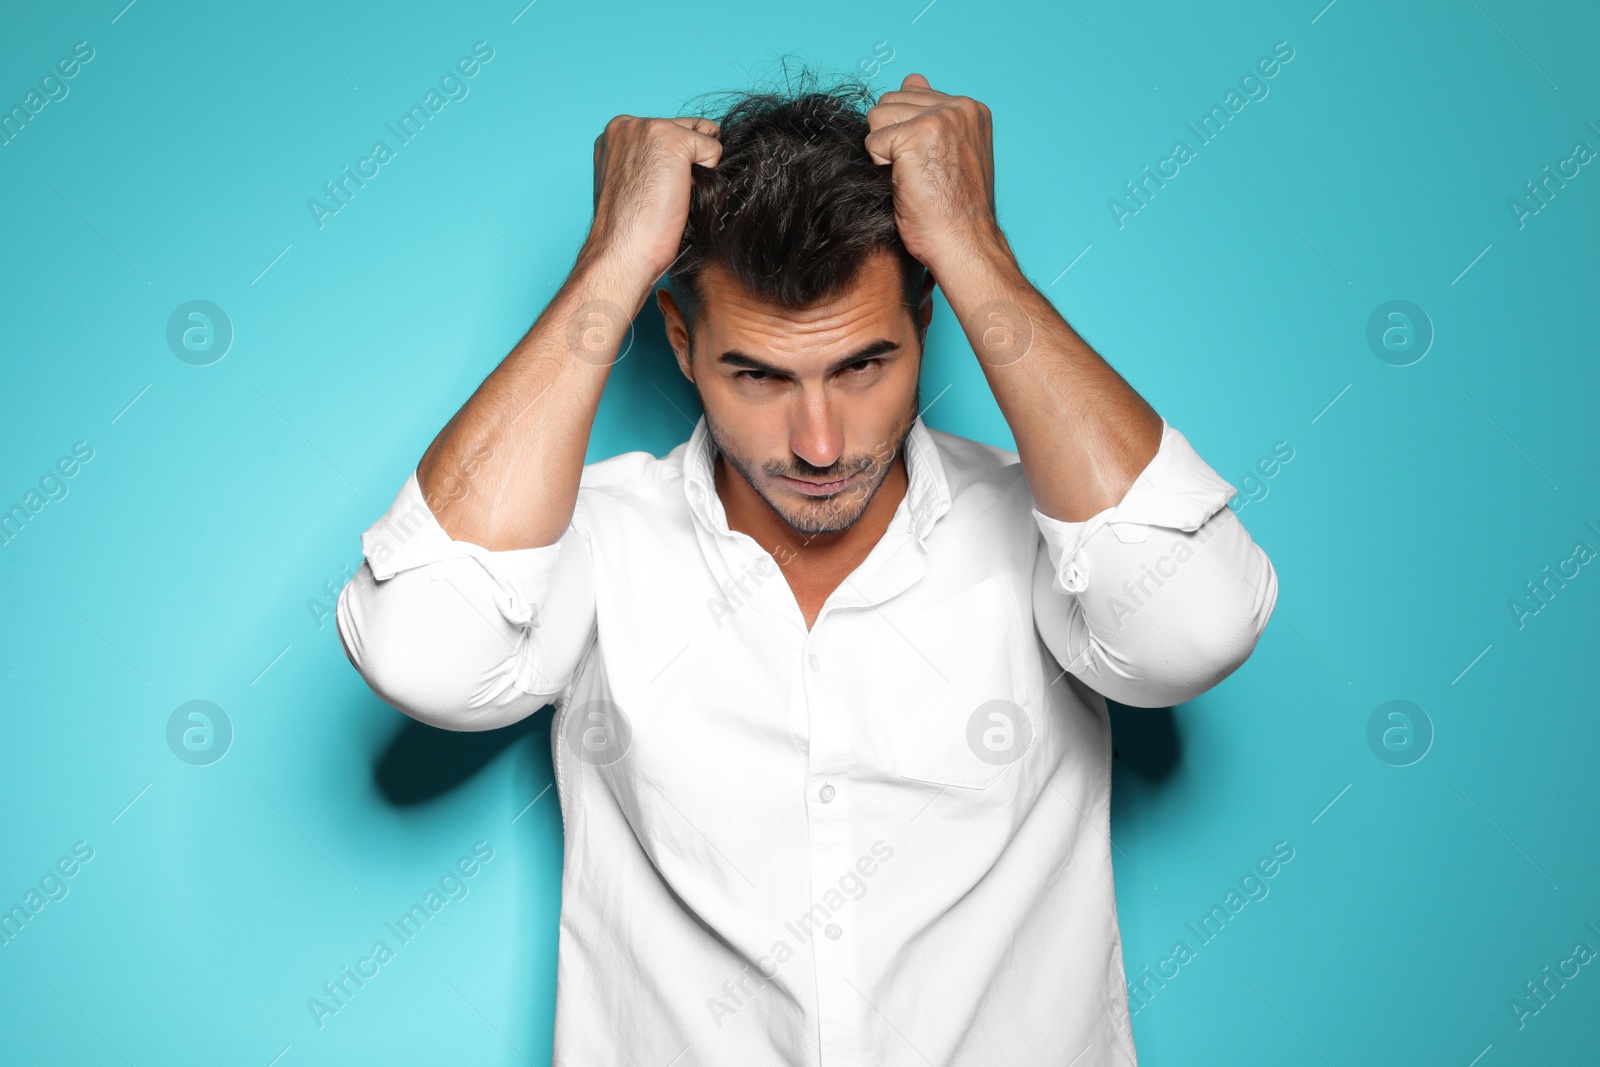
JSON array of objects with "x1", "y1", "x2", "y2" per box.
[{"x1": 668, "y1": 62, "x2": 929, "y2": 349}]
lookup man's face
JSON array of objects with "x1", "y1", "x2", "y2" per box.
[{"x1": 660, "y1": 247, "x2": 934, "y2": 538}]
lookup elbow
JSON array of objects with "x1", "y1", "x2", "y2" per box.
[
  {"x1": 346, "y1": 638, "x2": 489, "y2": 732},
  {"x1": 1111, "y1": 627, "x2": 1258, "y2": 709},
  {"x1": 1114, "y1": 550, "x2": 1278, "y2": 708},
  {"x1": 335, "y1": 566, "x2": 543, "y2": 732},
  {"x1": 1149, "y1": 617, "x2": 1265, "y2": 707},
  {"x1": 335, "y1": 574, "x2": 454, "y2": 729}
]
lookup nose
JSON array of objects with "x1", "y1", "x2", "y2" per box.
[{"x1": 789, "y1": 388, "x2": 844, "y2": 476}]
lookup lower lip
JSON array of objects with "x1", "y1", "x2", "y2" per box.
[{"x1": 784, "y1": 473, "x2": 856, "y2": 497}]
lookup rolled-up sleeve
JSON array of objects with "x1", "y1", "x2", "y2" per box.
[
  {"x1": 335, "y1": 470, "x2": 597, "y2": 731},
  {"x1": 1029, "y1": 419, "x2": 1278, "y2": 708}
]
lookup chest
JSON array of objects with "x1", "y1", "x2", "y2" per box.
[
  {"x1": 784, "y1": 570, "x2": 848, "y2": 631},
  {"x1": 776, "y1": 547, "x2": 883, "y2": 631}
]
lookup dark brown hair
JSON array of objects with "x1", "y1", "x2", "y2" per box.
[{"x1": 668, "y1": 62, "x2": 929, "y2": 348}]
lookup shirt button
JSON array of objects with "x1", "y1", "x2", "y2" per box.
[
  {"x1": 808, "y1": 653, "x2": 820, "y2": 671},
  {"x1": 824, "y1": 923, "x2": 842, "y2": 940},
  {"x1": 819, "y1": 783, "x2": 835, "y2": 803}
]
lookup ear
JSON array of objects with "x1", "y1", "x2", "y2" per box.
[{"x1": 656, "y1": 286, "x2": 694, "y2": 380}]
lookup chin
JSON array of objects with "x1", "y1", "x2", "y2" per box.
[{"x1": 778, "y1": 485, "x2": 873, "y2": 536}]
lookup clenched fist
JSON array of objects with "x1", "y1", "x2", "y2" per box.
[
  {"x1": 864, "y1": 73, "x2": 1011, "y2": 277},
  {"x1": 583, "y1": 114, "x2": 724, "y2": 283}
]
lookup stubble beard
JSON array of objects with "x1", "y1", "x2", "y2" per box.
[{"x1": 706, "y1": 380, "x2": 921, "y2": 539}]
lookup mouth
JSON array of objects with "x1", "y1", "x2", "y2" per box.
[{"x1": 782, "y1": 472, "x2": 857, "y2": 498}]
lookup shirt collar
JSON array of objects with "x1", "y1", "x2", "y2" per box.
[{"x1": 680, "y1": 413, "x2": 953, "y2": 546}]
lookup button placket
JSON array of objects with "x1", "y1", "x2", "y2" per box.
[{"x1": 800, "y1": 631, "x2": 863, "y2": 1066}]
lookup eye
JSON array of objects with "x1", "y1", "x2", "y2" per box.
[{"x1": 733, "y1": 359, "x2": 881, "y2": 383}]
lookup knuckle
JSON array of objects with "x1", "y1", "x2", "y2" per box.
[{"x1": 642, "y1": 117, "x2": 679, "y2": 144}]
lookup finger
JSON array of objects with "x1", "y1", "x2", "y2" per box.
[
  {"x1": 875, "y1": 88, "x2": 944, "y2": 108},
  {"x1": 670, "y1": 116, "x2": 721, "y2": 139},
  {"x1": 677, "y1": 129, "x2": 723, "y2": 168},
  {"x1": 884, "y1": 74, "x2": 942, "y2": 102},
  {"x1": 657, "y1": 116, "x2": 722, "y2": 167},
  {"x1": 863, "y1": 119, "x2": 920, "y2": 166},
  {"x1": 865, "y1": 101, "x2": 931, "y2": 132}
]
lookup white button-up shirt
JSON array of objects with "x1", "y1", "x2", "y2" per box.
[{"x1": 336, "y1": 413, "x2": 1277, "y2": 1066}]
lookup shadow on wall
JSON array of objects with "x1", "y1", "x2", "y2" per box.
[
  {"x1": 1107, "y1": 701, "x2": 1181, "y2": 784},
  {"x1": 374, "y1": 704, "x2": 554, "y2": 806}
]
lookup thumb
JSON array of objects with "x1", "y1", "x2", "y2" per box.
[{"x1": 902, "y1": 72, "x2": 931, "y2": 91}]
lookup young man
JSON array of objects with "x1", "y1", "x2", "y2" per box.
[{"x1": 337, "y1": 70, "x2": 1277, "y2": 1066}]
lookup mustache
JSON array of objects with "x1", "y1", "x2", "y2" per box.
[{"x1": 779, "y1": 460, "x2": 869, "y2": 481}]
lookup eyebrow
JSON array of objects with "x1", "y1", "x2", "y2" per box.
[{"x1": 717, "y1": 338, "x2": 902, "y2": 378}]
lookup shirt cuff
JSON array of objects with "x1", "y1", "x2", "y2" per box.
[
  {"x1": 1031, "y1": 420, "x2": 1237, "y2": 595},
  {"x1": 359, "y1": 470, "x2": 567, "y2": 628}
]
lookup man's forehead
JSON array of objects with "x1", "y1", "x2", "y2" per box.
[{"x1": 695, "y1": 253, "x2": 911, "y2": 345}]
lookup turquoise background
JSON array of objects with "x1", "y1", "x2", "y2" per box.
[{"x1": 3, "y1": 0, "x2": 1597, "y2": 1063}]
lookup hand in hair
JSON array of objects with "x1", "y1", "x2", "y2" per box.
[
  {"x1": 583, "y1": 114, "x2": 724, "y2": 283},
  {"x1": 864, "y1": 73, "x2": 1008, "y2": 277}
]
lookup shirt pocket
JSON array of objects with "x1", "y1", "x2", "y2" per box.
[{"x1": 883, "y1": 573, "x2": 1041, "y2": 790}]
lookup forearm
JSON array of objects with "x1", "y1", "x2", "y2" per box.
[
  {"x1": 417, "y1": 249, "x2": 652, "y2": 551},
  {"x1": 932, "y1": 240, "x2": 1163, "y2": 523}
]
